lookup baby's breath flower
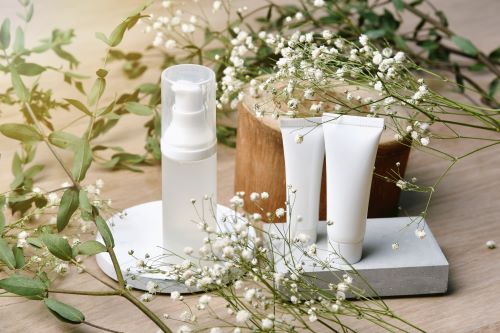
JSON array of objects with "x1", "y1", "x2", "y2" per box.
[
  {"x1": 313, "y1": 0, "x2": 325, "y2": 6},
  {"x1": 146, "y1": 281, "x2": 159, "y2": 294},
  {"x1": 140, "y1": 292, "x2": 154, "y2": 302},
  {"x1": 486, "y1": 240, "x2": 496, "y2": 249},
  {"x1": 212, "y1": 0, "x2": 222, "y2": 12},
  {"x1": 54, "y1": 263, "x2": 69, "y2": 275},
  {"x1": 262, "y1": 318, "x2": 274, "y2": 330},
  {"x1": 249, "y1": 192, "x2": 260, "y2": 201},
  {"x1": 170, "y1": 291, "x2": 181, "y2": 301},
  {"x1": 260, "y1": 192, "x2": 269, "y2": 199},
  {"x1": 236, "y1": 309, "x2": 251, "y2": 323},
  {"x1": 294, "y1": 134, "x2": 304, "y2": 144},
  {"x1": 394, "y1": 51, "x2": 406, "y2": 62},
  {"x1": 359, "y1": 34, "x2": 368, "y2": 46},
  {"x1": 178, "y1": 325, "x2": 192, "y2": 333},
  {"x1": 420, "y1": 137, "x2": 430, "y2": 146},
  {"x1": 415, "y1": 228, "x2": 426, "y2": 239},
  {"x1": 396, "y1": 180, "x2": 407, "y2": 190},
  {"x1": 392, "y1": 242, "x2": 400, "y2": 250}
]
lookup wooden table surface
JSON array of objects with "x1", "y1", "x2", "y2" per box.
[{"x1": 1, "y1": 1, "x2": 499, "y2": 332}]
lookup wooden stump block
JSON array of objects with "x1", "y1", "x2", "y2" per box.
[{"x1": 234, "y1": 89, "x2": 411, "y2": 221}]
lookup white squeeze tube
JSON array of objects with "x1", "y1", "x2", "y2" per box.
[
  {"x1": 322, "y1": 113, "x2": 384, "y2": 264},
  {"x1": 280, "y1": 117, "x2": 324, "y2": 244},
  {"x1": 161, "y1": 64, "x2": 217, "y2": 264}
]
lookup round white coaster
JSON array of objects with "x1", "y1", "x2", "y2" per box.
[{"x1": 95, "y1": 200, "x2": 238, "y2": 293}]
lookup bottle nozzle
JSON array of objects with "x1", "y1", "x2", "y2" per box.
[{"x1": 172, "y1": 80, "x2": 203, "y2": 112}]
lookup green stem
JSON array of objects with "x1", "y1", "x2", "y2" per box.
[
  {"x1": 48, "y1": 289, "x2": 120, "y2": 296},
  {"x1": 122, "y1": 291, "x2": 172, "y2": 333},
  {"x1": 83, "y1": 321, "x2": 123, "y2": 333},
  {"x1": 108, "y1": 247, "x2": 125, "y2": 287}
]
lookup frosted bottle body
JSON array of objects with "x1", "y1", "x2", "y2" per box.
[{"x1": 162, "y1": 154, "x2": 217, "y2": 263}]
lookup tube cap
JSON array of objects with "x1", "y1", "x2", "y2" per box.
[{"x1": 330, "y1": 240, "x2": 363, "y2": 264}]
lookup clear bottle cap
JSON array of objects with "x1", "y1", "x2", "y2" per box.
[{"x1": 161, "y1": 64, "x2": 217, "y2": 161}]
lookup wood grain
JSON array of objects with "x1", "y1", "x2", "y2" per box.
[{"x1": 0, "y1": 0, "x2": 499, "y2": 332}]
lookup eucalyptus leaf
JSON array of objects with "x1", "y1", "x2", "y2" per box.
[
  {"x1": 10, "y1": 68, "x2": 30, "y2": 102},
  {"x1": 17, "y1": 63, "x2": 45, "y2": 76},
  {"x1": 392, "y1": 0, "x2": 405, "y2": 11},
  {"x1": 26, "y1": 4, "x2": 34, "y2": 22},
  {"x1": 0, "y1": 238, "x2": 16, "y2": 269},
  {"x1": 488, "y1": 78, "x2": 499, "y2": 98},
  {"x1": 44, "y1": 298, "x2": 85, "y2": 324},
  {"x1": 78, "y1": 190, "x2": 92, "y2": 214},
  {"x1": 63, "y1": 98, "x2": 91, "y2": 115},
  {"x1": 10, "y1": 152, "x2": 24, "y2": 189},
  {"x1": 71, "y1": 141, "x2": 92, "y2": 181},
  {"x1": 87, "y1": 77, "x2": 105, "y2": 106},
  {"x1": 57, "y1": 188, "x2": 79, "y2": 232},
  {"x1": 124, "y1": 102, "x2": 153, "y2": 116},
  {"x1": 24, "y1": 164, "x2": 44, "y2": 179},
  {"x1": 451, "y1": 35, "x2": 478, "y2": 56},
  {"x1": 41, "y1": 234, "x2": 73, "y2": 261},
  {"x1": 95, "y1": 216, "x2": 114, "y2": 248},
  {"x1": 27, "y1": 237, "x2": 43, "y2": 248},
  {"x1": 0, "y1": 196, "x2": 5, "y2": 234},
  {"x1": 0, "y1": 275, "x2": 47, "y2": 298},
  {"x1": 0, "y1": 19, "x2": 11, "y2": 50},
  {"x1": 48, "y1": 131, "x2": 82, "y2": 151},
  {"x1": 76, "y1": 240, "x2": 107, "y2": 256},
  {"x1": 0, "y1": 123, "x2": 41, "y2": 143},
  {"x1": 489, "y1": 47, "x2": 500, "y2": 62},
  {"x1": 12, "y1": 246, "x2": 25, "y2": 269},
  {"x1": 13, "y1": 26, "x2": 24, "y2": 52}
]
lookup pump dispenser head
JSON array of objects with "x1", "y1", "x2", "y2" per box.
[
  {"x1": 172, "y1": 81, "x2": 203, "y2": 113},
  {"x1": 161, "y1": 65, "x2": 217, "y2": 161}
]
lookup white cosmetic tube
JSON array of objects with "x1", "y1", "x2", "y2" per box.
[
  {"x1": 280, "y1": 117, "x2": 324, "y2": 244},
  {"x1": 322, "y1": 113, "x2": 384, "y2": 264}
]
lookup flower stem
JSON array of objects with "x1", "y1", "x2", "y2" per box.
[{"x1": 122, "y1": 291, "x2": 172, "y2": 333}]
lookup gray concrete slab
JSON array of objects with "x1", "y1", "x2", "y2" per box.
[{"x1": 264, "y1": 217, "x2": 449, "y2": 297}]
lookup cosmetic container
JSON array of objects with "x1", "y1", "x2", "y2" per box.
[
  {"x1": 323, "y1": 113, "x2": 384, "y2": 264},
  {"x1": 280, "y1": 117, "x2": 324, "y2": 243},
  {"x1": 161, "y1": 64, "x2": 217, "y2": 263}
]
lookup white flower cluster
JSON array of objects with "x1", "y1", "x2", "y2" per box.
[
  {"x1": 405, "y1": 120, "x2": 431, "y2": 146},
  {"x1": 219, "y1": 28, "x2": 261, "y2": 110}
]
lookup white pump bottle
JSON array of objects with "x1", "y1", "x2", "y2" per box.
[{"x1": 161, "y1": 65, "x2": 217, "y2": 264}]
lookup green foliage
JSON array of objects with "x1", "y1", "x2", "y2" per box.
[
  {"x1": 44, "y1": 298, "x2": 85, "y2": 324},
  {"x1": 124, "y1": 102, "x2": 154, "y2": 116},
  {"x1": 56, "y1": 188, "x2": 79, "y2": 232},
  {"x1": 72, "y1": 141, "x2": 92, "y2": 181},
  {"x1": 95, "y1": 215, "x2": 114, "y2": 248},
  {"x1": 48, "y1": 131, "x2": 82, "y2": 150},
  {"x1": 451, "y1": 35, "x2": 478, "y2": 56},
  {"x1": 0, "y1": 196, "x2": 5, "y2": 234},
  {"x1": 78, "y1": 190, "x2": 92, "y2": 214},
  {"x1": 0, "y1": 123, "x2": 41, "y2": 143},
  {"x1": 0, "y1": 18, "x2": 11, "y2": 49},
  {"x1": 41, "y1": 234, "x2": 73, "y2": 261},
  {"x1": 0, "y1": 238, "x2": 16, "y2": 269},
  {"x1": 75, "y1": 240, "x2": 107, "y2": 256},
  {"x1": 95, "y1": 13, "x2": 144, "y2": 47},
  {"x1": 87, "y1": 77, "x2": 105, "y2": 106},
  {"x1": 0, "y1": 275, "x2": 47, "y2": 298},
  {"x1": 12, "y1": 246, "x2": 25, "y2": 268}
]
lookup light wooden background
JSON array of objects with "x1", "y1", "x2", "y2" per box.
[{"x1": 0, "y1": 1, "x2": 499, "y2": 332}]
